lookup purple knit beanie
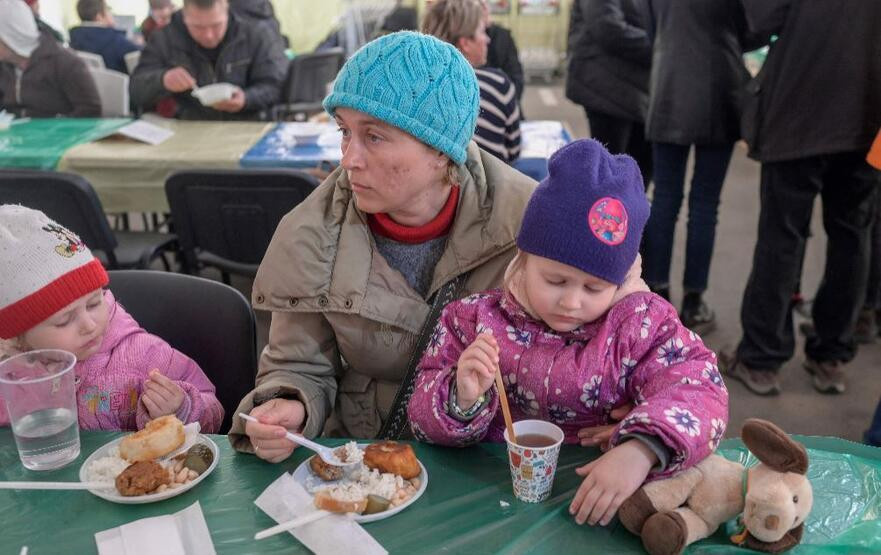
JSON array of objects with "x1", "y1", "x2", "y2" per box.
[{"x1": 517, "y1": 139, "x2": 650, "y2": 285}]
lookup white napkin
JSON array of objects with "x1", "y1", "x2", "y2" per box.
[
  {"x1": 94, "y1": 501, "x2": 215, "y2": 555},
  {"x1": 255, "y1": 473, "x2": 387, "y2": 555}
]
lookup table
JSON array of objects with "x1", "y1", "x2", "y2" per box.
[
  {"x1": 2, "y1": 431, "x2": 880, "y2": 554},
  {"x1": 240, "y1": 120, "x2": 573, "y2": 182},
  {"x1": 0, "y1": 118, "x2": 130, "y2": 170},
  {"x1": 57, "y1": 118, "x2": 272, "y2": 213}
]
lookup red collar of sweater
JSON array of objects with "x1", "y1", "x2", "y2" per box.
[{"x1": 367, "y1": 186, "x2": 459, "y2": 244}]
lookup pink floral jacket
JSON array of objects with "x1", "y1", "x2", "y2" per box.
[
  {"x1": 406, "y1": 289, "x2": 728, "y2": 478},
  {"x1": 0, "y1": 291, "x2": 223, "y2": 433}
]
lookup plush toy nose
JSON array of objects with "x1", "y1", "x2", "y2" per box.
[{"x1": 765, "y1": 515, "x2": 780, "y2": 531}]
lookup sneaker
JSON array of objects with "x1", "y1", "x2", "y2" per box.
[
  {"x1": 720, "y1": 350, "x2": 781, "y2": 395},
  {"x1": 681, "y1": 293, "x2": 716, "y2": 336},
  {"x1": 804, "y1": 358, "x2": 846, "y2": 394},
  {"x1": 855, "y1": 308, "x2": 879, "y2": 344}
]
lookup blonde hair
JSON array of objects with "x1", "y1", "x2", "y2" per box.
[{"x1": 421, "y1": 0, "x2": 484, "y2": 48}]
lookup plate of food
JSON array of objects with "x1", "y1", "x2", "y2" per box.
[
  {"x1": 79, "y1": 415, "x2": 218, "y2": 504},
  {"x1": 292, "y1": 440, "x2": 427, "y2": 523}
]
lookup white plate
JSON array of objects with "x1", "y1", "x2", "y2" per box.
[
  {"x1": 191, "y1": 83, "x2": 236, "y2": 106},
  {"x1": 291, "y1": 443, "x2": 428, "y2": 523},
  {"x1": 78, "y1": 434, "x2": 219, "y2": 504}
]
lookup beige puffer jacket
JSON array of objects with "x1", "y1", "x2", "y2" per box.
[{"x1": 229, "y1": 142, "x2": 536, "y2": 450}]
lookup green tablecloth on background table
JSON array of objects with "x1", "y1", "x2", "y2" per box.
[
  {"x1": 0, "y1": 118, "x2": 131, "y2": 170},
  {"x1": 2, "y1": 431, "x2": 881, "y2": 554},
  {"x1": 57, "y1": 118, "x2": 272, "y2": 213}
]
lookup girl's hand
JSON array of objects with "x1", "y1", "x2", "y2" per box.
[
  {"x1": 455, "y1": 333, "x2": 499, "y2": 409},
  {"x1": 141, "y1": 369, "x2": 186, "y2": 419},
  {"x1": 576, "y1": 403, "x2": 635, "y2": 450},
  {"x1": 569, "y1": 440, "x2": 657, "y2": 526}
]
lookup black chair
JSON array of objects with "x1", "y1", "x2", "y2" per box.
[
  {"x1": 275, "y1": 48, "x2": 345, "y2": 121},
  {"x1": 108, "y1": 270, "x2": 257, "y2": 434},
  {"x1": 0, "y1": 170, "x2": 176, "y2": 269},
  {"x1": 165, "y1": 168, "x2": 319, "y2": 282}
]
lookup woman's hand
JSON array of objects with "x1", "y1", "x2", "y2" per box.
[
  {"x1": 569, "y1": 440, "x2": 657, "y2": 526},
  {"x1": 455, "y1": 333, "x2": 499, "y2": 409},
  {"x1": 245, "y1": 398, "x2": 306, "y2": 463},
  {"x1": 141, "y1": 369, "x2": 186, "y2": 419},
  {"x1": 576, "y1": 403, "x2": 635, "y2": 450}
]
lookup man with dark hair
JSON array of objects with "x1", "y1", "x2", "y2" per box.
[
  {"x1": 130, "y1": 0, "x2": 286, "y2": 120},
  {"x1": 69, "y1": 0, "x2": 141, "y2": 73},
  {"x1": 141, "y1": 0, "x2": 175, "y2": 43}
]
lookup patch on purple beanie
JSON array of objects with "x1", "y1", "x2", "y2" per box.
[{"x1": 588, "y1": 197, "x2": 628, "y2": 246}]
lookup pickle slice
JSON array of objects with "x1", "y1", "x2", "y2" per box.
[{"x1": 362, "y1": 494, "x2": 391, "y2": 514}]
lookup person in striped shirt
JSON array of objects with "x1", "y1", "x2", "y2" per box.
[{"x1": 423, "y1": 0, "x2": 522, "y2": 163}]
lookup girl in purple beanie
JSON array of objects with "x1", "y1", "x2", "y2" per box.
[{"x1": 407, "y1": 139, "x2": 728, "y2": 527}]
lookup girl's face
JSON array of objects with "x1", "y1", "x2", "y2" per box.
[
  {"x1": 522, "y1": 254, "x2": 617, "y2": 332},
  {"x1": 20, "y1": 289, "x2": 109, "y2": 361},
  {"x1": 336, "y1": 107, "x2": 452, "y2": 226}
]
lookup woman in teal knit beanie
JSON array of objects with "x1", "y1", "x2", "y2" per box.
[{"x1": 232, "y1": 30, "x2": 537, "y2": 459}]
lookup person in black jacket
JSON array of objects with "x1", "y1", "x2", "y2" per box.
[
  {"x1": 69, "y1": 0, "x2": 142, "y2": 74},
  {"x1": 641, "y1": 0, "x2": 756, "y2": 334},
  {"x1": 130, "y1": 0, "x2": 286, "y2": 120},
  {"x1": 565, "y1": 0, "x2": 652, "y2": 188},
  {"x1": 722, "y1": 0, "x2": 881, "y2": 397},
  {"x1": 484, "y1": 11, "x2": 524, "y2": 108}
]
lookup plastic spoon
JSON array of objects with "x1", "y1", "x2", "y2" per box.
[{"x1": 238, "y1": 413, "x2": 358, "y2": 467}]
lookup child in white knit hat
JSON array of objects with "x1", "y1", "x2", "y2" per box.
[{"x1": 0, "y1": 205, "x2": 223, "y2": 432}]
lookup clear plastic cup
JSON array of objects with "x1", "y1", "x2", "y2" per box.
[
  {"x1": 0, "y1": 349, "x2": 80, "y2": 471},
  {"x1": 503, "y1": 419, "x2": 565, "y2": 503}
]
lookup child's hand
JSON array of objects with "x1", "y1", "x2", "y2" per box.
[
  {"x1": 570, "y1": 440, "x2": 657, "y2": 526},
  {"x1": 141, "y1": 369, "x2": 186, "y2": 419},
  {"x1": 576, "y1": 403, "x2": 634, "y2": 450},
  {"x1": 455, "y1": 333, "x2": 499, "y2": 409}
]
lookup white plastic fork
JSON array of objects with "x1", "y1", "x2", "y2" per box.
[{"x1": 238, "y1": 413, "x2": 358, "y2": 467}]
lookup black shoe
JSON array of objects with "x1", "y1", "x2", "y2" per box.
[{"x1": 681, "y1": 293, "x2": 716, "y2": 336}]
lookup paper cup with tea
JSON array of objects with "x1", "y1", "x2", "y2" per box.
[{"x1": 503, "y1": 419, "x2": 564, "y2": 503}]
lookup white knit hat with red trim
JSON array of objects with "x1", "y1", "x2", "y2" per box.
[{"x1": 0, "y1": 205, "x2": 109, "y2": 339}]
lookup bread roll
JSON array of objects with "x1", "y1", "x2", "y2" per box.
[
  {"x1": 314, "y1": 490, "x2": 368, "y2": 514},
  {"x1": 363, "y1": 441, "x2": 421, "y2": 479},
  {"x1": 120, "y1": 415, "x2": 185, "y2": 462}
]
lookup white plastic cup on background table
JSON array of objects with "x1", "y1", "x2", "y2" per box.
[
  {"x1": 0, "y1": 350, "x2": 79, "y2": 471},
  {"x1": 503, "y1": 419, "x2": 565, "y2": 503}
]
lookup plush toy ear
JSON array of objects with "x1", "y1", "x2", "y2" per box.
[
  {"x1": 743, "y1": 524, "x2": 804, "y2": 554},
  {"x1": 742, "y1": 419, "x2": 808, "y2": 474}
]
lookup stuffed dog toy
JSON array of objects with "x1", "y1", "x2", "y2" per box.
[{"x1": 618, "y1": 418, "x2": 813, "y2": 555}]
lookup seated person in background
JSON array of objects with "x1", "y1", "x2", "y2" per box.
[
  {"x1": 140, "y1": 0, "x2": 175, "y2": 43},
  {"x1": 0, "y1": 0, "x2": 101, "y2": 118},
  {"x1": 25, "y1": 0, "x2": 65, "y2": 43},
  {"x1": 70, "y1": 0, "x2": 142, "y2": 74},
  {"x1": 130, "y1": 0, "x2": 286, "y2": 121},
  {"x1": 423, "y1": 0, "x2": 522, "y2": 163}
]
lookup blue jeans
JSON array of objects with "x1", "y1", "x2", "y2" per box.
[{"x1": 642, "y1": 142, "x2": 734, "y2": 292}]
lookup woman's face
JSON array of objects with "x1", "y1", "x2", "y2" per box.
[
  {"x1": 20, "y1": 289, "x2": 109, "y2": 361},
  {"x1": 335, "y1": 107, "x2": 451, "y2": 225},
  {"x1": 458, "y1": 19, "x2": 490, "y2": 67}
]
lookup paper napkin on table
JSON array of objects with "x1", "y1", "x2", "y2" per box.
[
  {"x1": 94, "y1": 501, "x2": 215, "y2": 555},
  {"x1": 255, "y1": 473, "x2": 387, "y2": 555}
]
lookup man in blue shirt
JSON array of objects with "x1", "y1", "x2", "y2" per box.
[{"x1": 69, "y1": 0, "x2": 141, "y2": 73}]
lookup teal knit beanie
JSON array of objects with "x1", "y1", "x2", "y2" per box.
[{"x1": 323, "y1": 31, "x2": 479, "y2": 165}]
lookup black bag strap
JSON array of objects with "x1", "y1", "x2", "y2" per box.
[{"x1": 378, "y1": 272, "x2": 469, "y2": 439}]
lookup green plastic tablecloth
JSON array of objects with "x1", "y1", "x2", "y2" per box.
[
  {"x1": 1, "y1": 431, "x2": 880, "y2": 554},
  {"x1": 0, "y1": 118, "x2": 131, "y2": 170}
]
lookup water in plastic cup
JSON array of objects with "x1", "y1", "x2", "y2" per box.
[
  {"x1": 503, "y1": 419, "x2": 565, "y2": 503},
  {"x1": 0, "y1": 350, "x2": 80, "y2": 471}
]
